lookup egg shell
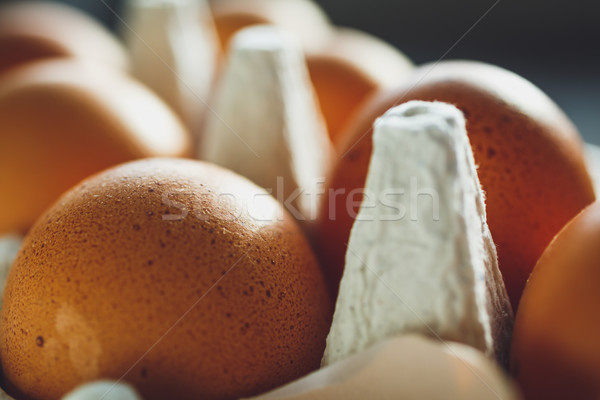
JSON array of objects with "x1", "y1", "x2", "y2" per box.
[
  {"x1": 0, "y1": 1, "x2": 128, "y2": 75},
  {"x1": 211, "y1": 0, "x2": 332, "y2": 54},
  {"x1": 315, "y1": 60, "x2": 595, "y2": 304},
  {"x1": 510, "y1": 200, "x2": 600, "y2": 399},
  {"x1": 306, "y1": 28, "x2": 413, "y2": 146},
  {"x1": 0, "y1": 59, "x2": 191, "y2": 235},
  {"x1": 0, "y1": 158, "x2": 333, "y2": 400},
  {"x1": 249, "y1": 335, "x2": 521, "y2": 400}
]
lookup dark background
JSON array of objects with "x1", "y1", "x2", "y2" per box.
[{"x1": 2, "y1": 0, "x2": 598, "y2": 144}]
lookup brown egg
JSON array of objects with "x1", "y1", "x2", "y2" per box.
[
  {"x1": 0, "y1": 1, "x2": 128, "y2": 75},
  {"x1": 307, "y1": 28, "x2": 413, "y2": 146},
  {"x1": 315, "y1": 60, "x2": 595, "y2": 303},
  {"x1": 0, "y1": 158, "x2": 333, "y2": 400},
  {"x1": 211, "y1": 0, "x2": 332, "y2": 53},
  {"x1": 510, "y1": 200, "x2": 600, "y2": 399},
  {"x1": 0, "y1": 59, "x2": 190, "y2": 235},
  {"x1": 251, "y1": 335, "x2": 521, "y2": 400}
]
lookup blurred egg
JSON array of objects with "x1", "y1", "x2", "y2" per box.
[
  {"x1": 306, "y1": 28, "x2": 413, "y2": 146},
  {"x1": 250, "y1": 335, "x2": 521, "y2": 400},
  {"x1": 0, "y1": 158, "x2": 332, "y2": 400},
  {"x1": 211, "y1": 0, "x2": 332, "y2": 53},
  {"x1": 0, "y1": 59, "x2": 190, "y2": 235},
  {"x1": 510, "y1": 200, "x2": 600, "y2": 400},
  {"x1": 315, "y1": 60, "x2": 595, "y2": 303},
  {"x1": 0, "y1": 1, "x2": 128, "y2": 75}
]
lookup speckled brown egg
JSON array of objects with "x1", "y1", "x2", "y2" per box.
[
  {"x1": 0, "y1": 59, "x2": 190, "y2": 235},
  {"x1": 0, "y1": 1, "x2": 128, "y2": 75},
  {"x1": 0, "y1": 158, "x2": 333, "y2": 400},
  {"x1": 315, "y1": 60, "x2": 595, "y2": 306}
]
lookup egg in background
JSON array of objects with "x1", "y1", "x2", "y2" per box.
[
  {"x1": 0, "y1": 158, "x2": 333, "y2": 400},
  {"x1": 306, "y1": 28, "x2": 414, "y2": 146},
  {"x1": 0, "y1": 1, "x2": 128, "y2": 75},
  {"x1": 315, "y1": 60, "x2": 595, "y2": 303},
  {"x1": 210, "y1": 0, "x2": 332, "y2": 54},
  {"x1": 0, "y1": 59, "x2": 190, "y2": 235},
  {"x1": 510, "y1": 200, "x2": 600, "y2": 400}
]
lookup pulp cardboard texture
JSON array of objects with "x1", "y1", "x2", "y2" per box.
[
  {"x1": 323, "y1": 101, "x2": 513, "y2": 367},
  {"x1": 202, "y1": 25, "x2": 331, "y2": 220}
]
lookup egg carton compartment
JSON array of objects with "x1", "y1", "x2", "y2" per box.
[
  {"x1": 0, "y1": 1, "x2": 598, "y2": 398},
  {"x1": 0, "y1": 135, "x2": 598, "y2": 399}
]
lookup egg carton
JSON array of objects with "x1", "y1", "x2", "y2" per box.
[{"x1": 0, "y1": 0, "x2": 598, "y2": 398}]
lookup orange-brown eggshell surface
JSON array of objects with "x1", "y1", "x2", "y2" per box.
[
  {"x1": 316, "y1": 61, "x2": 595, "y2": 304},
  {"x1": 0, "y1": 1, "x2": 128, "y2": 75},
  {"x1": 510, "y1": 200, "x2": 600, "y2": 399},
  {"x1": 0, "y1": 158, "x2": 333, "y2": 400},
  {"x1": 306, "y1": 28, "x2": 413, "y2": 147},
  {"x1": 211, "y1": 0, "x2": 332, "y2": 53},
  {"x1": 0, "y1": 59, "x2": 190, "y2": 235}
]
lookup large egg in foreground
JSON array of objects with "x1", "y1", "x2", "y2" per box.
[{"x1": 0, "y1": 158, "x2": 332, "y2": 400}]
